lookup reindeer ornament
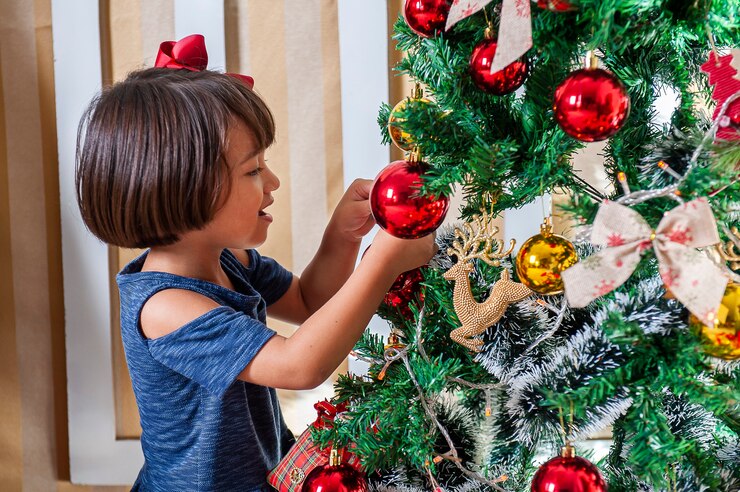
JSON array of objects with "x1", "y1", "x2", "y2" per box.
[{"x1": 443, "y1": 212, "x2": 532, "y2": 352}]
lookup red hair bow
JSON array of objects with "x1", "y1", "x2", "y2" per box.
[{"x1": 154, "y1": 34, "x2": 254, "y2": 89}]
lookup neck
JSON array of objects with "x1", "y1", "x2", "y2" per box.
[{"x1": 144, "y1": 239, "x2": 232, "y2": 289}]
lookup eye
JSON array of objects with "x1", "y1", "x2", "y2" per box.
[{"x1": 246, "y1": 167, "x2": 263, "y2": 177}]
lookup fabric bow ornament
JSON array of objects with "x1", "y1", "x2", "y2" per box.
[
  {"x1": 154, "y1": 34, "x2": 254, "y2": 88},
  {"x1": 446, "y1": 0, "x2": 532, "y2": 74},
  {"x1": 562, "y1": 198, "x2": 728, "y2": 326},
  {"x1": 311, "y1": 400, "x2": 347, "y2": 429}
]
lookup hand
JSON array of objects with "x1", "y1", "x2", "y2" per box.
[
  {"x1": 365, "y1": 229, "x2": 438, "y2": 276},
  {"x1": 327, "y1": 178, "x2": 375, "y2": 243}
]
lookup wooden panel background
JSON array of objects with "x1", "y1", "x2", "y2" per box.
[
  {"x1": 99, "y1": 0, "x2": 350, "y2": 441},
  {"x1": 0, "y1": 0, "x2": 358, "y2": 488}
]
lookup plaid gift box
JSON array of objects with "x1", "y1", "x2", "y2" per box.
[{"x1": 267, "y1": 400, "x2": 361, "y2": 491}]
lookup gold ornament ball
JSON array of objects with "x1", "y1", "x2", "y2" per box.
[
  {"x1": 515, "y1": 221, "x2": 578, "y2": 295},
  {"x1": 388, "y1": 97, "x2": 432, "y2": 151},
  {"x1": 689, "y1": 282, "x2": 740, "y2": 360}
]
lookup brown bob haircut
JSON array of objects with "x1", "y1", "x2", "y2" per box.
[{"x1": 76, "y1": 68, "x2": 275, "y2": 248}]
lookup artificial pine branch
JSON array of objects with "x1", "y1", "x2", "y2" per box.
[{"x1": 323, "y1": 1, "x2": 740, "y2": 490}]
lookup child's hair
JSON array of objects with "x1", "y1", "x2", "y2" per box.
[{"x1": 76, "y1": 68, "x2": 275, "y2": 248}]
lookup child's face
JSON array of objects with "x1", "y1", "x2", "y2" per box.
[{"x1": 202, "y1": 119, "x2": 279, "y2": 249}]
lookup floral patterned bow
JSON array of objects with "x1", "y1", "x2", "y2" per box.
[
  {"x1": 562, "y1": 198, "x2": 728, "y2": 326},
  {"x1": 446, "y1": 0, "x2": 532, "y2": 74},
  {"x1": 154, "y1": 34, "x2": 254, "y2": 88}
]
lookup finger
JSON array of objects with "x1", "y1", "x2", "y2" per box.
[
  {"x1": 350, "y1": 198, "x2": 372, "y2": 217},
  {"x1": 351, "y1": 179, "x2": 373, "y2": 200},
  {"x1": 355, "y1": 216, "x2": 376, "y2": 237}
]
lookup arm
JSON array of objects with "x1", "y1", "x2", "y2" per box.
[
  {"x1": 268, "y1": 179, "x2": 375, "y2": 324},
  {"x1": 240, "y1": 247, "x2": 401, "y2": 389},
  {"x1": 140, "y1": 231, "x2": 437, "y2": 391}
]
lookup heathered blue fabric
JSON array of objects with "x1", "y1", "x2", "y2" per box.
[{"x1": 116, "y1": 249, "x2": 296, "y2": 491}]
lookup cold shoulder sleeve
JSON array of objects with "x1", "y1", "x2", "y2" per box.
[
  {"x1": 147, "y1": 306, "x2": 275, "y2": 397},
  {"x1": 245, "y1": 249, "x2": 294, "y2": 305}
]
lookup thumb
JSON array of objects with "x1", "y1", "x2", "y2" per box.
[{"x1": 350, "y1": 179, "x2": 373, "y2": 200}]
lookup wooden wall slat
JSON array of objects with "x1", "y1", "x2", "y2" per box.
[{"x1": 0, "y1": 45, "x2": 24, "y2": 491}]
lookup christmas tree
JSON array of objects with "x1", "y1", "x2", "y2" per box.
[{"x1": 315, "y1": 1, "x2": 740, "y2": 491}]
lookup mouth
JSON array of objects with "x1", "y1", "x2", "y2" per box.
[{"x1": 258, "y1": 199, "x2": 274, "y2": 220}]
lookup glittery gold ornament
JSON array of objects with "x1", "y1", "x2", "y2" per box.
[
  {"x1": 515, "y1": 218, "x2": 578, "y2": 295},
  {"x1": 443, "y1": 210, "x2": 531, "y2": 352},
  {"x1": 388, "y1": 84, "x2": 432, "y2": 152},
  {"x1": 689, "y1": 282, "x2": 740, "y2": 360}
]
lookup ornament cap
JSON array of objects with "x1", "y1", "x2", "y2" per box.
[
  {"x1": 408, "y1": 146, "x2": 423, "y2": 163},
  {"x1": 586, "y1": 51, "x2": 599, "y2": 70},
  {"x1": 329, "y1": 447, "x2": 342, "y2": 466},
  {"x1": 540, "y1": 217, "x2": 554, "y2": 236},
  {"x1": 561, "y1": 443, "x2": 576, "y2": 458},
  {"x1": 411, "y1": 82, "x2": 424, "y2": 100}
]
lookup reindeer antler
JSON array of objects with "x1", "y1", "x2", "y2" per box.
[
  {"x1": 718, "y1": 226, "x2": 740, "y2": 270},
  {"x1": 447, "y1": 210, "x2": 515, "y2": 266}
]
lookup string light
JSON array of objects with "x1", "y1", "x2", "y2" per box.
[
  {"x1": 617, "y1": 171, "x2": 631, "y2": 195},
  {"x1": 657, "y1": 160, "x2": 683, "y2": 180}
]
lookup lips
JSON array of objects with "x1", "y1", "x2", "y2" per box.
[{"x1": 258, "y1": 198, "x2": 274, "y2": 218}]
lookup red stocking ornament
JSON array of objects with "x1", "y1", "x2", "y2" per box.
[{"x1": 701, "y1": 49, "x2": 740, "y2": 141}]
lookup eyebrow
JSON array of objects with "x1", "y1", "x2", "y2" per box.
[{"x1": 239, "y1": 148, "x2": 262, "y2": 166}]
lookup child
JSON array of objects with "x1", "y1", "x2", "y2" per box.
[{"x1": 75, "y1": 36, "x2": 436, "y2": 491}]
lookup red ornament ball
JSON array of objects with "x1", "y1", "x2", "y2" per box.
[
  {"x1": 554, "y1": 68, "x2": 630, "y2": 142},
  {"x1": 370, "y1": 160, "x2": 449, "y2": 239},
  {"x1": 403, "y1": 0, "x2": 452, "y2": 38},
  {"x1": 302, "y1": 463, "x2": 368, "y2": 492},
  {"x1": 531, "y1": 454, "x2": 606, "y2": 492},
  {"x1": 537, "y1": 0, "x2": 576, "y2": 11},
  {"x1": 469, "y1": 38, "x2": 529, "y2": 95},
  {"x1": 384, "y1": 267, "x2": 425, "y2": 317}
]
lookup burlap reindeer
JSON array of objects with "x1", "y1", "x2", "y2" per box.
[
  {"x1": 443, "y1": 213, "x2": 532, "y2": 351},
  {"x1": 718, "y1": 226, "x2": 740, "y2": 271}
]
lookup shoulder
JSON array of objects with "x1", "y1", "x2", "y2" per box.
[{"x1": 140, "y1": 289, "x2": 221, "y2": 339}]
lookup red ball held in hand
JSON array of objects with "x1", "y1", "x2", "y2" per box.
[
  {"x1": 531, "y1": 445, "x2": 606, "y2": 492},
  {"x1": 403, "y1": 0, "x2": 452, "y2": 38},
  {"x1": 370, "y1": 159, "x2": 449, "y2": 239},
  {"x1": 469, "y1": 37, "x2": 529, "y2": 95},
  {"x1": 554, "y1": 61, "x2": 630, "y2": 142}
]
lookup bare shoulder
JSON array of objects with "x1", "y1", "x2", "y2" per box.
[
  {"x1": 228, "y1": 248, "x2": 250, "y2": 268},
  {"x1": 140, "y1": 289, "x2": 221, "y2": 339}
]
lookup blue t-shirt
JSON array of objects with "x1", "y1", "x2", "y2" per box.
[{"x1": 117, "y1": 249, "x2": 295, "y2": 491}]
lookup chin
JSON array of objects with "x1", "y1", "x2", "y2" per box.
[{"x1": 246, "y1": 235, "x2": 268, "y2": 249}]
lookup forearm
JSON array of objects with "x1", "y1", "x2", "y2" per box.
[
  {"x1": 299, "y1": 226, "x2": 362, "y2": 313},
  {"x1": 285, "y1": 254, "x2": 396, "y2": 385}
]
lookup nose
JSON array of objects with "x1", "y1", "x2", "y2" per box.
[{"x1": 264, "y1": 166, "x2": 280, "y2": 192}]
